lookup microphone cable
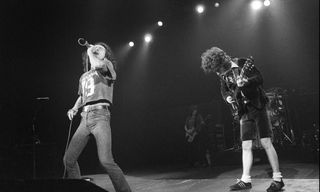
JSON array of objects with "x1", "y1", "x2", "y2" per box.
[{"x1": 62, "y1": 118, "x2": 73, "y2": 179}]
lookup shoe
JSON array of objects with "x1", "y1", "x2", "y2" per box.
[
  {"x1": 266, "y1": 179, "x2": 285, "y2": 192},
  {"x1": 230, "y1": 179, "x2": 252, "y2": 191},
  {"x1": 81, "y1": 177, "x2": 93, "y2": 182}
]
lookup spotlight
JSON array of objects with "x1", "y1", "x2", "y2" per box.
[
  {"x1": 214, "y1": 2, "x2": 220, "y2": 8},
  {"x1": 144, "y1": 34, "x2": 152, "y2": 43},
  {"x1": 129, "y1": 41, "x2": 134, "y2": 47},
  {"x1": 264, "y1": 0, "x2": 271, "y2": 6},
  {"x1": 157, "y1": 21, "x2": 163, "y2": 27},
  {"x1": 251, "y1": 0, "x2": 263, "y2": 10},
  {"x1": 196, "y1": 4, "x2": 205, "y2": 14}
]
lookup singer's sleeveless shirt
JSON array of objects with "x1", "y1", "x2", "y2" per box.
[{"x1": 78, "y1": 68, "x2": 114, "y2": 105}]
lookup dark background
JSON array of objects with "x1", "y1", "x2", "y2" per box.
[{"x1": 0, "y1": 0, "x2": 318, "y2": 178}]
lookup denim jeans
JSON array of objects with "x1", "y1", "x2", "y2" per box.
[{"x1": 63, "y1": 108, "x2": 132, "y2": 192}]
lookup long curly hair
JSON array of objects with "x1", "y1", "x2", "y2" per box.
[
  {"x1": 200, "y1": 47, "x2": 230, "y2": 74},
  {"x1": 82, "y1": 42, "x2": 117, "y2": 72}
]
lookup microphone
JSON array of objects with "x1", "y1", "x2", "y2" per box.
[
  {"x1": 78, "y1": 38, "x2": 92, "y2": 48},
  {"x1": 36, "y1": 97, "x2": 50, "y2": 100}
]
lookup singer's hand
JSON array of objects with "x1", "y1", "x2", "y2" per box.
[
  {"x1": 67, "y1": 108, "x2": 78, "y2": 120},
  {"x1": 226, "y1": 96, "x2": 235, "y2": 104}
]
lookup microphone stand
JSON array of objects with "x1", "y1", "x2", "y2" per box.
[
  {"x1": 31, "y1": 98, "x2": 48, "y2": 179},
  {"x1": 32, "y1": 120, "x2": 39, "y2": 178}
]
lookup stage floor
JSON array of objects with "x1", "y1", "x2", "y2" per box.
[{"x1": 85, "y1": 163, "x2": 319, "y2": 192}]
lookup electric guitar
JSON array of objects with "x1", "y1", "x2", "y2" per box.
[
  {"x1": 228, "y1": 57, "x2": 255, "y2": 120},
  {"x1": 185, "y1": 115, "x2": 209, "y2": 142},
  {"x1": 185, "y1": 126, "x2": 198, "y2": 143}
]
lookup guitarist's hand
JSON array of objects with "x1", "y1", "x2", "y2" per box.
[
  {"x1": 236, "y1": 77, "x2": 248, "y2": 87},
  {"x1": 226, "y1": 96, "x2": 235, "y2": 104}
]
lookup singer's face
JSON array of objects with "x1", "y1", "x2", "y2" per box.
[{"x1": 93, "y1": 45, "x2": 106, "y2": 60}]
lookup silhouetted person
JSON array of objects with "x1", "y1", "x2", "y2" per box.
[{"x1": 184, "y1": 105, "x2": 209, "y2": 167}]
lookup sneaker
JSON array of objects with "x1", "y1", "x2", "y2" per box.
[
  {"x1": 81, "y1": 177, "x2": 93, "y2": 182},
  {"x1": 230, "y1": 179, "x2": 252, "y2": 191},
  {"x1": 266, "y1": 179, "x2": 285, "y2": 192}
]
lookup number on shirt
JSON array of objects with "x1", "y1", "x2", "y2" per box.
[{"x1": 83, "y1": 77, "x2": 95, "y2": 97}]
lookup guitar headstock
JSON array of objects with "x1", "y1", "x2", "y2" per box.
[{"x1": 243, "y1": 56, "x2": 254, "y2": 71}]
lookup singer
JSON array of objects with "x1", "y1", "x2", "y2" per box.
[
  {"x1": 64, "y1": 41, "x2": 132, "y2": 192},
  {"x1": 200, "y1": 47, "x2": 284, "y2": 192}
]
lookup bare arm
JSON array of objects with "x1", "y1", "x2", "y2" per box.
[
  {"x1": 104, "y1": 60, "x2": 117, "y2": 80},
  {"x1": 71, "y1": 96, "x2": 83, "y2": 111},
  {"x1": 67, "y1": 96, "x2": 83, "y2": 120}
]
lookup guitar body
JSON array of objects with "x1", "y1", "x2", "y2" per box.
[
  {"x1": 228, "y1": 102, "x2": 240, "y2": 121},
  {"x1": 228, "y1": 88, "x2": 247, "y2": 120},
  {"x1": 186, "y1": 129, "x2": 197, "y2": 142}
]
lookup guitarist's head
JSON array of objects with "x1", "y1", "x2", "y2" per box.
[
  {"x1": 201, "y1": 47, "x2": 233, "y2": 77},
  {"x1": 189, "y1": 105, "x2": 198, "y2": 115}
]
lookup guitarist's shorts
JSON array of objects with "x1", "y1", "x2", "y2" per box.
[{"x1": 240, "y1": 106, "x2": 272, "y2": 141}]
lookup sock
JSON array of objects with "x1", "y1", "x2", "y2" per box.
[
  {"x1": 241, "y1": 175, "x2": 252, "y2": 183},
  {"x1": 272, "y1": 172, "x2": 283, "y2": 182}
]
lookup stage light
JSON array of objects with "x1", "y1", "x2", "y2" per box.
[
  {"x1": 157, "y1": 21, "x2": 163, "y2": 27},
  {"x1": 196, "y1": 5, "x2": 205, "y2": 14},
  {"x1": 251, "y1": 0, "x2": 263, "y2": 10},
  {"x1": 264, "y1": 0, "x2": 271, "y2": 6},
  {"x1": 214, "y1": 2, "x2": 220, "y2": 8},
  {"x1": 129, "y1": 41, "x2": 134, "y2": 47},
  {"x1": 144, "y1": 34, "x2": 152, "y2": 43}
]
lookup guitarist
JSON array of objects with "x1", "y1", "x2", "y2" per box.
[
  {"x1": 185, "y1": 106, "x2": 204, "y2": 142},
  {"x1": 201, "y1": 47, "x2": 284, "y2": 192},
  {"x1": 184, "y1": 105, "x2": 205, "y2": 167}
]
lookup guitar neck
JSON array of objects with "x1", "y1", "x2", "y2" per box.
[
  {"x1": 239, "y1": 62, "x2": 249, "y2": 78},
  {"x1": 239, "y1": 68, "x2": 245, "y2": 79}
]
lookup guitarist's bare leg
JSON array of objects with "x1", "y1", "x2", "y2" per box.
[
  {"x1": 241, "y1": 140, "x2": 253, "y2": 183},
  {"x1": 229, "y1": 119, "x2": 255, "y2": 191},
  {"x1": 200, "y1": 47, "x2": 285, "y2": 192},
  {"x1": 258, "y1": 111, "x2": 284, "y2": 191},
  {"x1": 260, "y1": 138, "x2": 281, "y2": 176}
]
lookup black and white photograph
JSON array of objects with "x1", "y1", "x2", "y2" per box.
[{"x1": 0, "y1": 0, "x2": 318, "y2": 192}]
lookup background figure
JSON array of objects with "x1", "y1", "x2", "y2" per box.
[
  {"x1": 184, "y1": 105, "x2": 210, "y2": 167},
  {"x1": 203, "y1": 114, "x2": 215, "y2": 166}
]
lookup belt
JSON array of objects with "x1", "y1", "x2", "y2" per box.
[{"x1": 83, "y1": 104, "x2": 108, "y2": 112}]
